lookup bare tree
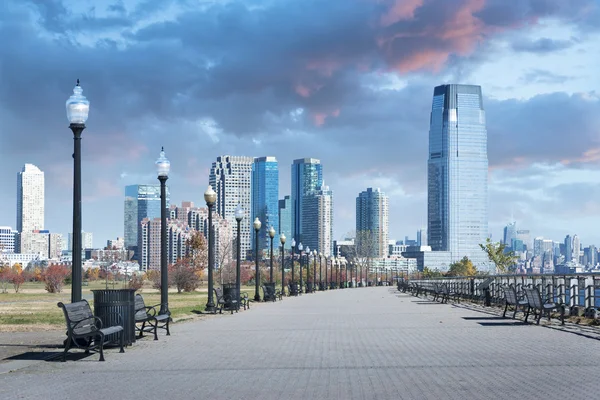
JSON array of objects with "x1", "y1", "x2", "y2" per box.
[
  {"x1": 345, "y1": 230, "x2": 377, "y2": 284},
  {"x1": 216, "y1": 227, "x2": 234, "y2": 284}
]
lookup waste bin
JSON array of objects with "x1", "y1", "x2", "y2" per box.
[
  {"x1": 222, "y1": 283, "x2": 238, "y2": 310},
  {"x1": 92, "y1": 289, "x2": 136, "y2": 346}
]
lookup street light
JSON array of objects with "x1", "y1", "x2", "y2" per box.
[
  {"x1": 253, "y1": 217, "x2": 262, "y2": 302},
  {"x1": 312, "y1": 250, "x2": 317, "y2": 292},
  {"x1": 204, "y1": 185, "x2": 217, "y2": 313},
  {"x1": 66, "y1": 79, "x2": 89, "y2": 303},
  {"x1": 305, "y1": 246, "x2": 310, "y2": 293},
  {"x1": 291, "y1": 238, "x2": 296, "y2": 295},
  {"x1": 298, "y1": 242, "x2": 303, "y2": 293},
  {"x1": 268, "y1": 226, "x2": 276, "y2": 283},
  {"x1": 329, "y1": 256, "x2": 334, "y2": 289},
  {"x1": 234, "y1": 204, "x2": 244, "y2": 304},
  {"x1": 280, "y1": 233, "x2": 286, "y2": 295},
  {"x1": 155, "y1": 147, "x2": 170, "y2": 314},
  {"x1": 318, "y1": 252, "x2": 323, "y2": 290}
]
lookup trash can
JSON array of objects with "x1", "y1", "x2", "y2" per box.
[
  {"x1": 92, "y1": 289, "x2": 136, "y2": 346},
  {"x1": 222, "y1": 283, "x2": 238, "y2": 310}
]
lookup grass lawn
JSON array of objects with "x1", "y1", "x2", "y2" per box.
[{"x1": 0, "y1": 281, "x2": 256, "y2": 332}]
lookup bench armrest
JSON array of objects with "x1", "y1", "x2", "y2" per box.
[
  {"x1": 71, "y1": 316, "x2": 103, "y2": 331},
  {"x1": 135, "y1": 305, "x2": 156, "y2": 317}
]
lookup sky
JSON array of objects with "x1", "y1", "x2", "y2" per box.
[{"x1": 0, "y1": 0, "x2": 599, "y2": 249}]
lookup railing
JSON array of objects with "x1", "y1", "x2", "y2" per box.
[{"x1": 409, "y1": 273, "x2": 600, "y2": 312}]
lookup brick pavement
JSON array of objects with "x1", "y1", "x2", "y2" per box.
[{"x1": 1, "y1": 287, "x2": 599, "y2": 400}]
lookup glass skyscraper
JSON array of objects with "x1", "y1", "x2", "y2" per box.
[
  {"x1": 124, "y1": 184, "x2": 169, "y2": 258},
  {"x1": 427, "y1": 84, "x2": 489, "y2": 269},
  {"x1": 278, "y1": 195, "x2": 292, "y2": 251},
  {"x1": 252, "y1": 156, "x2": 279, "y2": 252},
  {"x1": 356, "y1": 188, "x2": 389, "y2": 258},
  {"x1": 291, "y1": 158, "x2": 322, "y2": 244}
]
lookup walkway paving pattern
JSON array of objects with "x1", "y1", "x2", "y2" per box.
[{"x1": 1, "y1": 287, "x2": 599, "y2": 399}]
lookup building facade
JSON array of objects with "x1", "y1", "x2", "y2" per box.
[
  {"x1": 356, "y1": 188, "x2": 389, "y2": 258},
  {"x1": 251, "y1": 157, "x2": 279, "y2": 253},
  {"x1": 209, "y1": 156, "x2": 253, "y2": 257},
  {"x1": 0, "y1": 227, "x2": 17, "y2": 254},
  {"x1": 302, "y1": 184, "x2": 333, "y2": 256},
  {"x1": 503, "y1": 222, "x2": 517, "y2": 246},
  {"x1": 427, "y1": 84, "x2": 489, "y2": 269},
  {"x1": 291, "y1": 158, "x2": 323, "y2": 244},
  {"x1": 278, "y1": 196, "x2": 292, "y2": 250},
  {"x1": 124, "y1": 184, "x2": 169, "y2": 258},
  {"x1": 17, "y1": 164, "x2": 45, "y2": 235}
]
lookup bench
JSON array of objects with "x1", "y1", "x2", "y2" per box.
[
  {"x1": 440, "y1": 284, "x2": 460, "y2": 304},
  {"x1": 214, "y1": 287, "x2": 238, "y2": 314},
  {"x1": 523, "y1": 287, "x2": 565, "y2": 325},
  {"x1": 239, "y1": 292, "x2": 250, "y2": 310},
  {"x1": 502, "y1": 285, "x2": 528, "y2": 319},
  {"x1": 58, "y1": 300, "x2": 124, "y2": 362},
  {"x1": 262, "y1": 284, "x2": 277, "y2": 302},
  {"x1": 134, "y1": 294, "x2": 171, "y2": 340}
]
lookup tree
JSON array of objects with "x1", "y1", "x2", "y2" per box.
[
  {"x1": 479, "y1": 238, "x2": 518, "y2": 273},
  {"x1": 10, "y1": 265, "x2": 25, "y2": 293},
  {"x1": 446, "y1": 256, "x2": 477, "y2": 277},
  {"x1": 0, "y1": 265, "x2": 12, "y2": 293},
  {"x1": 346, "y1": 230, "x2": 377, "y2": 284},
  {"x1": 43, "y1": 264, "x2": 70, "y2": 293},
  {"x1": 422, "y1": 267, "x2": 443, "y2": 278},
  {"x1": 169, "y1": 259, "x2": 200, "y2": 293},
  {"x1": 187, "y1": 231, "x2": 208, "y2": 273},
  {"x1": 216, "y1": 227, "x2": 234, "y2": 284}
]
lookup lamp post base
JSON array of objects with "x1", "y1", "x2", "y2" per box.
[
  {"x1": 205, "y1": 302, "x2": 216, "y2": 313},
  {"x1": 254, "y1": 294, "x2": 261, "y2": 302}
]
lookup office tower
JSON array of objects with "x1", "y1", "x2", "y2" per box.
[
  {"x1": 416, "y1": 229, "x2": 426, "y2": 246},
  {"x1": 516, "y1": 230, "x2": 530, "y2": 250},
  {"x1": 252, "y1": 157, "x2": 279, "y2": 253},
  {"x1": 564, "y1": 234, "x2": 572, "y2": 262},
  {"x1": 302, "y1": 184, "x2": 333, "y2": 256},
  {"x1": 17, "y1": 164, "x2": 45, "y2": 234},
  {"x1": 124, "y1": 184, "x2": 169, "y2": 257},
  {"x1": 209, "y1": 156, "x2": 253, "y2": 256},
  {"x1": 0, "y1": 227, "x2": 17, "y2": 254},
  {"x1": 427, "y1": 84, "x2": 489, "y2": 268},
  {"x1": 291, "y1": 158, "x2": 323, "y2": 243},
  {"x1": 279, "y1": 196, "x2": 292, "y2": 250},
  {"x1": 503, "y1": 222, "x2": 517, "y2": 246},
  {"x1": 356, "y1": 188, "x2": 389, "y2": 258},
  {"x1": 572, "y1": 234, "x2": 580, "y2": 263}
]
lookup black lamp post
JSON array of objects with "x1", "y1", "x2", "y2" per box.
[
  {"x1": 268, "y1": 226, "x2": 275, "y2": 283},
  {"x1": 318, "y1": 252, "x2": 323, "y2": 290},
  {"x1": 329, "y1": 256, "x2": 334, "y2": 289},
  {"x1": 204, "y1": 185, "x2": 217, "y2": 313},
  {"x1": 298, "y1": 242, "x2": 304, "y2": 293},
  {"x1": 312, "y1": 250, "x2": 317, "y2": 291},
  {"x1": 155, "y1": 148, "x2": 170, "y2": 314},
  {"x1": 305, "y1": 246, "x2": 310, "y2": 293},
  {"x1": 349, "y1": 261, "x2": 353, "y2": 288},
  {"x1": 385, "y1": 267, "x2": 389, "y2": 285},
  {"x1": 234, "y1": 204, "x2": 244, "y2": 303},
  {"x1": 335, "y1": 258, "x2": 339, "y2": 289},
  {"x1": 280, "y1": 233, "x2": 286, "y2": 294},
  {"x1": 291, "y1": 239, "x2": 296, "y2": 295},
  {"x1": 253, "y1": 217, "x2": 262, "y2": 302},
  {"x1": 66, "y1": 80, "x2": 89, "y2": 303}
]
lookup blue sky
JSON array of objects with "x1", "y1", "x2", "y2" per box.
[{"x1": 0, "y1": 0, "x2": 599, "y2": 248}]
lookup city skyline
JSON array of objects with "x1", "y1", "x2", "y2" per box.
[{"x1": 0, "y1": 1, "x2": 599, "y2": 248}]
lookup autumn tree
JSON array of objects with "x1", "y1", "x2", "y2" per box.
[
  {"x1": 479, "y1": 238, "x2": 518, "y2": 273},
  {"x1": 43, "y1": 264, "x2": 70, "y2": 293},
  {"x1": 0, "y1": 265, "x2": 11, "y2": 293},
  {"x1": 187, "y1": 231, "x2": 208, "y2": 273},
  {"x1": 422, "y1": 266, "x2": 443, "y2": 278},
  {"x1": 446, "y1": 256, "x2": 477, "y2": 277}
]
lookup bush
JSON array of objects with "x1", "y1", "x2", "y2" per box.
[
  {"x1": 44, "y1": 264, "x2": 70, "y2": 293},
  {"x1": 128, "y1": 274, "x2": 144, "y2": 291},
  {"x1": 170, "y1": 259, "x2": 200, "y2": 293}
]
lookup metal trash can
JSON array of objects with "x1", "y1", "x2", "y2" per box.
[
  {"x1": 222, "y1": 283, "x2": 238, "y2": 310},
  {"x1": 92, "y1": 289, "x2": 136, "y2": 346}
]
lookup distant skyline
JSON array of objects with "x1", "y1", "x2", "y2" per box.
[{"x1": 0, "y1": 1, "x2": 599, "y2": 248}]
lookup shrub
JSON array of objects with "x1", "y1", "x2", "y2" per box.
[
  {"x1": 128, "y1": 274, "x2": 144, "y2": 291},
  {"x1": 44, "y1": 264, "x2": 70, "y2": 293}
]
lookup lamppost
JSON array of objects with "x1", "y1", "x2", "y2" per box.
[
  {"x1": 269, "y1": 226, "x2": 276, "y2": 283},
  {"x1": 318, "y1": 252, "x2": 323, "y2": 290},
  {"x1": 349, "y1": 261, "x2": 353, "y2": 288},
  {"x1": 234, "y1": 204, "x2": 244, "y2": 303},
  {"x1": 280, "y1": 233, "x2": 286, "y2": 294},
  {"x1": 66, "y1": 80, "x2": 89, "y2": 303},
  {"x1": 204, "y1": 185, "x2": 217, "y2": 313},
  {"x1": 291, "y1": 239, "x2": 296, "y2": 295},
  {"x1": 329, "y1": 256, "x2": 334, "y2": 289},
  {"x1": 305, "y1": 246, "x2": 310, "y2": 292},
  {"x1": 385, "y1": 267, "x2": 389, "y2": 285},
  {"x1": 312, "y1": 250, "x2": 317, "y2": 291},
  {"x1": 155, "y1": 148, "x2": 170, "y2": 314},
  {"x1": 253, "y1": 217, "x2": 262, "y2": 302},
  {"x1": 298, "y1": 242, "x2": 303, "y2": 293},
  {"x1": 334, "y1": 258, "x2": 339, "y2": 289}
]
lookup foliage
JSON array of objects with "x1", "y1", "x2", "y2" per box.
[
  {"x1": 422, "y1": 266, "x2": 443, "y2": 278},
  {"x1": 479, "y1": 238, "x2": 519, "y2": 273},
  {"x1": 10, "y1": 265, "x2": 26, "y2": 293},
  {"x1": 43, "y1": 264, "x2": 70, "y2": 293},
  {"x1": 169, "y1": 259, "x2": 200, "y2": 293},
  {"x1": 128, "y1": 274, "x2": 144, "y2": 291},
  {"x1": 187, "y1": 231, "x2": 208, "y2": 273},
  {"x1": 446, "y1": 256, "x2": 478, "y2": 277},
  {"x1": 0, "y1": 265, "x2": 12, "y2": 293}
]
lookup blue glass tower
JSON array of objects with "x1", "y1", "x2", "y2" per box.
[
  {"x1": 252, "y1": 157, "x2": 279, "y2": 252},
  {"x1": 124, "y1": 184, "x2": 169, "y2": 259},
  {"x1": 427, "y1": 84, "x2": 488, "y2": 268},
  {"x1": 291, "y1": 158, "x2": 323, "y2": 244},
  {"x1": 278, "y1": 195, "x2": 292, "y2": 250}
]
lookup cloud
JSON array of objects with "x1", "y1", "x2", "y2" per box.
[
  {"x1": 520, "y1": 69, "x2": 573, "y2": 84},
  {"x1": 512, "y1": 37, "x2": 575, "y2": 53}
]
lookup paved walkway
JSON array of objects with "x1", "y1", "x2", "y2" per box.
[{"x1": 1, "y1": 287, "x2": 599, "y2": 400}]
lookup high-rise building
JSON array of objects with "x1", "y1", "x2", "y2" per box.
[
  {"x1": 564, "y1": 234, "x2": 572, "y2": 263},
  {"x1": 516, "y1": 230, "x2": 530, "y2": 251},
  {"x1": 416, "y1": 229, "x2": 426, "y2": 246},
  {"x1": 17, "y1": 164, "x2": 45, "y2": 235},
  {"x1": 209, "y1": 156, "x2": 253, "y2": 257},
  {"x1": 503, "y1": 222, "x2": 517, "y2": 246},
  {"x1": 69, "y1": 231, "x2": 94, "y2": 250},
  {"x1": 291, "y1": 158, "x2": 323, "y2": 244},
  {"x1": 572, "y1": 234, "x2": 580, "y2": 264},
  {"x1": 302, "y1": 184, "x2": 333, "y2": 256},
  {"x1": 427, "y1": 84, "x2": 489, "y2": 269},
  {"x1": 124, "y1": 184, "x2": 169, "y2": 258},
  {"x1": 278, "y1": 196, "x2": 292, "y2": 250},
  {"x1": 107, "y1": 237, "x2": 125, "y2": 250},
  {"x1": 19, "y1": 230, "x2": 49, "y2": 256},
  {"x1": 48, "y1": 233, "x2": 63, "y2": 259},
  {"x1": 356, "y1": 188, "x2": 389, "y2": 258},
  {"x1": 0, "y1": 227, "x2": 17, "y2": 254},
  {"x1": 251, "y1": 157, "x2": 279, "y2": 253}
]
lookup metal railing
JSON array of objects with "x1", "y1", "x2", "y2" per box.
[{"x1": 408, "y1": 273, "x2": 600, "y2": 313}]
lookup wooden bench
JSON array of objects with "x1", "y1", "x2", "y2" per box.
[
  {"x1": 134, "y1": 294, "x2": 171, "y2": 340},
  {"x1": 214, "y1": 287, "x2": 238, "y2": 314},
  {"x1": 502, "y1": 285, "x2": 528, "y2": 319},
  {"x1": 523, "y1": 287, "x2": 565, "y2": 325},
  {"x1": 58, "y1": 300, "x2": 124, "y2": 362}
]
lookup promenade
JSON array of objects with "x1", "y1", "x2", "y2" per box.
[{"x1": 1, "y1": 287, "x2": 599, "y2": 400}]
